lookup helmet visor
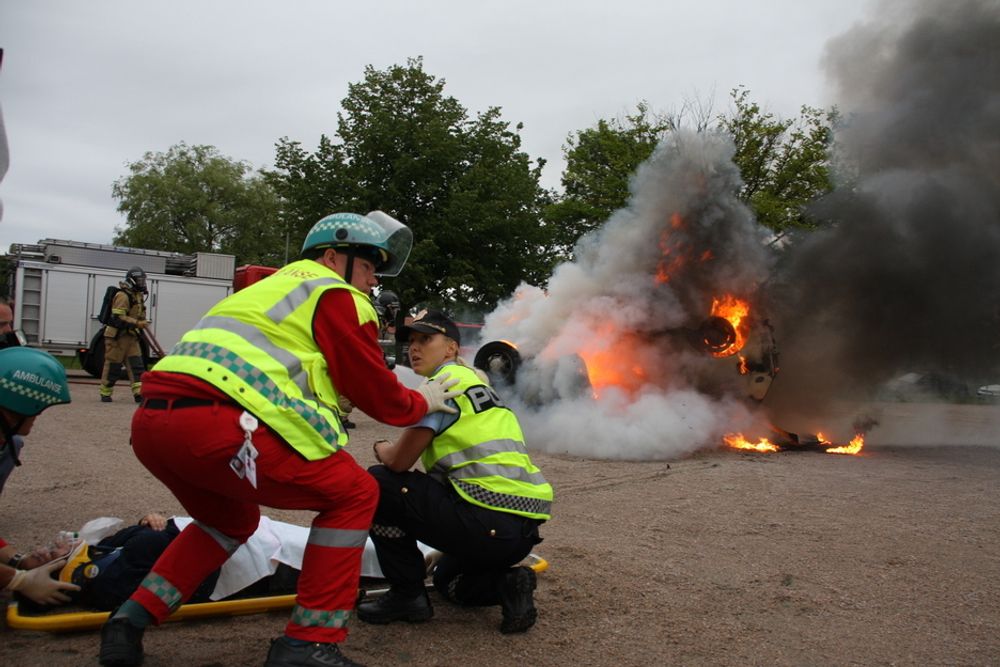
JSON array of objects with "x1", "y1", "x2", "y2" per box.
[{"x1": 366, "y1": 211, "x2": 413, "y2": 277}]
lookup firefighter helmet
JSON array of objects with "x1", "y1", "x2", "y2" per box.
[
  {"x1": 301, "y1": 211, "x2": 413, "y2": 277},
  {"x1": 124, "y1": 266, "x2": 147, "y2": 294},
  {"x1": 375, "y1": 290, "x2": 401, "y2": 319},
  {"x1": 0, "y1": 347, "x2": 72, "y2": 416}
]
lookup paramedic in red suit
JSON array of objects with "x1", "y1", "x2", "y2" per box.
[{"x1": 98, "y1": 211, "x2": 460, "y2": 667}]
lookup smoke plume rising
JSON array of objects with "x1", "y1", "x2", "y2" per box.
[
  {"x1": 764, "y1": 0, "x2": 1000, "y2": 423},
  {"x1": 482, "y1": 132, "x2": 772, "y2": 459}
]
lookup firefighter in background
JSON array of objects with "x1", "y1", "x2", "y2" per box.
[
  {"x1": 374, "y1": 290, "x2": 401, "y2": 341},
  {"x1": 0, "y1": 347, "x2": 78, "y2": 605},
  {"x1": 359, "y1": 310, "x2": 551, "y2": 634},
  {"x1": 98, "y1": 211, "x2": 462, "y2": 667},
  {"x1": 100, "y1": 267, "x2": 150, "y2": 403}
]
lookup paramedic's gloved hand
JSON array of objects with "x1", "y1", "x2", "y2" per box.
[
  {"x1": 6, "y1": 558, "x2": 80, "y2": 605},
  {"x1": 417, "y1": 373, "x2": 461, "y2": 414}
]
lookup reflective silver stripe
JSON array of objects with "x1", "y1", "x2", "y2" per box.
[
  {"x1": 453, "y1": 479, "x2": 552, "y2": 516},
  {"x1": 430, "y1": 439, "x2": 547, "y2": 485},
  {"x1": 193, "y1": 520, "x2": 241, "y2": 555},
  {"x1": 447, "y1": 461, "x2": 548, "y2": 486},
  {"x1": 187, "y1": 315, "x2": 315, "y2": 402},
  {"x1": 307, "y1": 526, "x2": 368, "y2": 548},
  {"x1": 266, "y1": 277, "x2": 346, "y2": 323},
  {"x1": 167, "y1": 340, "x2": 341, "y2": 447},
  {"x1": 429, "y1": 439, "x2": 526, "y2": 476}
]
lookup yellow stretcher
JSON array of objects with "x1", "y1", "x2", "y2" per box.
[{"x1": 6, "y1": 554, "x2": 549, "y2": 633}]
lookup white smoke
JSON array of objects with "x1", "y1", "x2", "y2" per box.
[
  {"x1": 515, "y1": 387, "x2": 757, "y2": 461},
  {"x1": 481, "y1": 131, "x2": 773, "y2": 460}
]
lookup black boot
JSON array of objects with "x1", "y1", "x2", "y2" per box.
[
  {"x1": 263, "y1": 636, "x2": 364, "y2": 667},
  {"x1": 499, "y1": 566, "x2": 537, "y2": 634},
  {"x1": 355, "y1": 588, "x2": 433, "y2": 624},
  {"x1": 99, "y1": 617, "x2": 145, "y2": 666}
]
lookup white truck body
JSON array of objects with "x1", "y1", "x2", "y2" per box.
[{"x1": 7, "y1": 240, "x2": 234, "y2": 357}]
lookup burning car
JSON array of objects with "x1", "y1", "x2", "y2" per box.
[{"x1": 473, "y1": 292, "x2": 779, "y2": 405}]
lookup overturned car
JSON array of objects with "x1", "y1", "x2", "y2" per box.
[{"x1": 473, "y1": 297, "x2": 779, "y2": 406}]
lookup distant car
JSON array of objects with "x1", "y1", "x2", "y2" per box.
[{"x1": 881, "y1": 372, "x2": 971, "y2": 402}]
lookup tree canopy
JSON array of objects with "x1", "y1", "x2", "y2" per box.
[
  {"x1": 544, "y1": 88, "x2": 838, "y2": 257},
  {"x1": 543, "y1": 103, "x2": 675, "y2": 258},
  {"x1": 268, "y1": 57, "x2": 553, "y2": 314},
  {"x1": 112, "y1": 143, "x2": 284, "y2": 265},
  {"x1": 718, "y1": 86, "x2": 838, "y2": 233}
]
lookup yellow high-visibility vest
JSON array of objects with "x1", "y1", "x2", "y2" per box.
[
  {"x1": 421, "y1": 364, "x2": 552, "y2": 520},
  {"x1": 156, "y1": 259, "x2": 377, "y2": 460}
]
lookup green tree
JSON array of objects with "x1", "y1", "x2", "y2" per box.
[
  {"x1": 268, "y1": 57, "x2": 552, "y2": 313},
  {"x1": 546, "y1": 89, "x2": 838, "y2": 254},
  {"x1": 112, "y1": 143, "x2": 284, "y2": 265},
  {"x1": 718, "y1": 86, "x2": 838, "y2": 233},
  {"x1": 544, "y1": 102, "x2": 675, "y2": 257}
]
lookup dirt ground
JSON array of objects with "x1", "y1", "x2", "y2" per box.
[{"x1": 1, "y1": 380, "x2": 998, "y2": 667}]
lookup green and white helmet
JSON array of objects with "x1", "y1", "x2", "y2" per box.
[
  {"x1": 0, "y1": 347, "x2": 72, "y2": 416},
  {"x1": 301, "y1": 210, "x2": 414, "y2": 277}
]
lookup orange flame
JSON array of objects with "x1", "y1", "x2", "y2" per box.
[
  {"x1": 723, "y1": 433, "x2": 779, "y2": 453},
  {"x1": 573, "y1": 329, "x2": 649, "y2": 398},
  {"x1": 737, "y1": 355, "x2": 749, "y2": 375},
  {"x1": 710, "y1": 295, "x2": 751, "y2": 357},
  {"x1": 825, "y1": 434, "x2": 865, "y2": 455},
  {"x1": 654, "y1": 213, "x2": 688, "y2": 284},
  {"x1": 724, "y1": 431, "x2": 864, "y2": 455}
]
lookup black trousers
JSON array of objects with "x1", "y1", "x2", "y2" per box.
[{"x1": 367, "y1": 465, "x2": 541, "y2": 605}]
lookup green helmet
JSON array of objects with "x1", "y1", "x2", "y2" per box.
[
  {"x1": 0, "y1": 347, "x2": 72, "y2": 416},
  {"x1": 301, "y1": 210, "x2": 414, "y2": 277}
]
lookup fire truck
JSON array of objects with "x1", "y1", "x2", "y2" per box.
[{"x1": 1, "y1": 239, "x2": 274, "y2": 376}]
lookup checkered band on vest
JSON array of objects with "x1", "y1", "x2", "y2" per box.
[
  {"x1": 290, "y1": 605, "x2": 352, "y2": 628},
  {"x1": 171, "y1": 340, "x2": 339, "y2": 446},
  {"x1": 453, "y1": 479, "x2": 552, "y2": 516},
  {"x1": 370, "y1": 523, "x2": 406, "y2": 539},
  {"x1": 0, "y1": 376, "x2": 62, "y2": 406},
  {"x1": 140, "y1": 572, "x2": 183, "y2": 612}
]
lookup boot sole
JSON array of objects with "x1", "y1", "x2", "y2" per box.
[
  {"x1": 500, "y1": 567, "x2": 537, "y2": 633},
  {"x1": 501, "y1": 607, "x2": 538, "y2": 634}
]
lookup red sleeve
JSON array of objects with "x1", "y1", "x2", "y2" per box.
[
  {"x1": 0, "y1": 537, "x2": 7, "y2": 549},
  {"x1": 313, "y1": 289, "x2": 428, "y2": 426}
]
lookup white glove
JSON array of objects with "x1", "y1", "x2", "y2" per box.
[
  {"x1": 7, "y1": 558, "x2": 80, "y2": 605},
  {"x1": 417, "y1": 373, "x2": 461, "y2": 414}
]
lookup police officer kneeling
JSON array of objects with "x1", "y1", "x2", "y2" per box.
[{"x1": 359, "y1": 310, "x2": 552, "y2": 633}]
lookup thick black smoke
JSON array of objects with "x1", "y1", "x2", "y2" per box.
[{"x1": 764, "y1": 0, "x2": 1000, "y2": 419}]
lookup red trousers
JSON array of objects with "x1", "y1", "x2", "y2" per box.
[{"x1": 129, "y1": 401, "x2": 377, "y2": 643}]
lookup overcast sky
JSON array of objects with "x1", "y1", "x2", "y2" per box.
[{"x1": 0, "y1": 0, "x2": 874, "y2": 251}]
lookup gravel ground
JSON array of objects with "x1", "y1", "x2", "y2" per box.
[{"x1": 1, "y1": 382, "x2": 998, "y2": 667}]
